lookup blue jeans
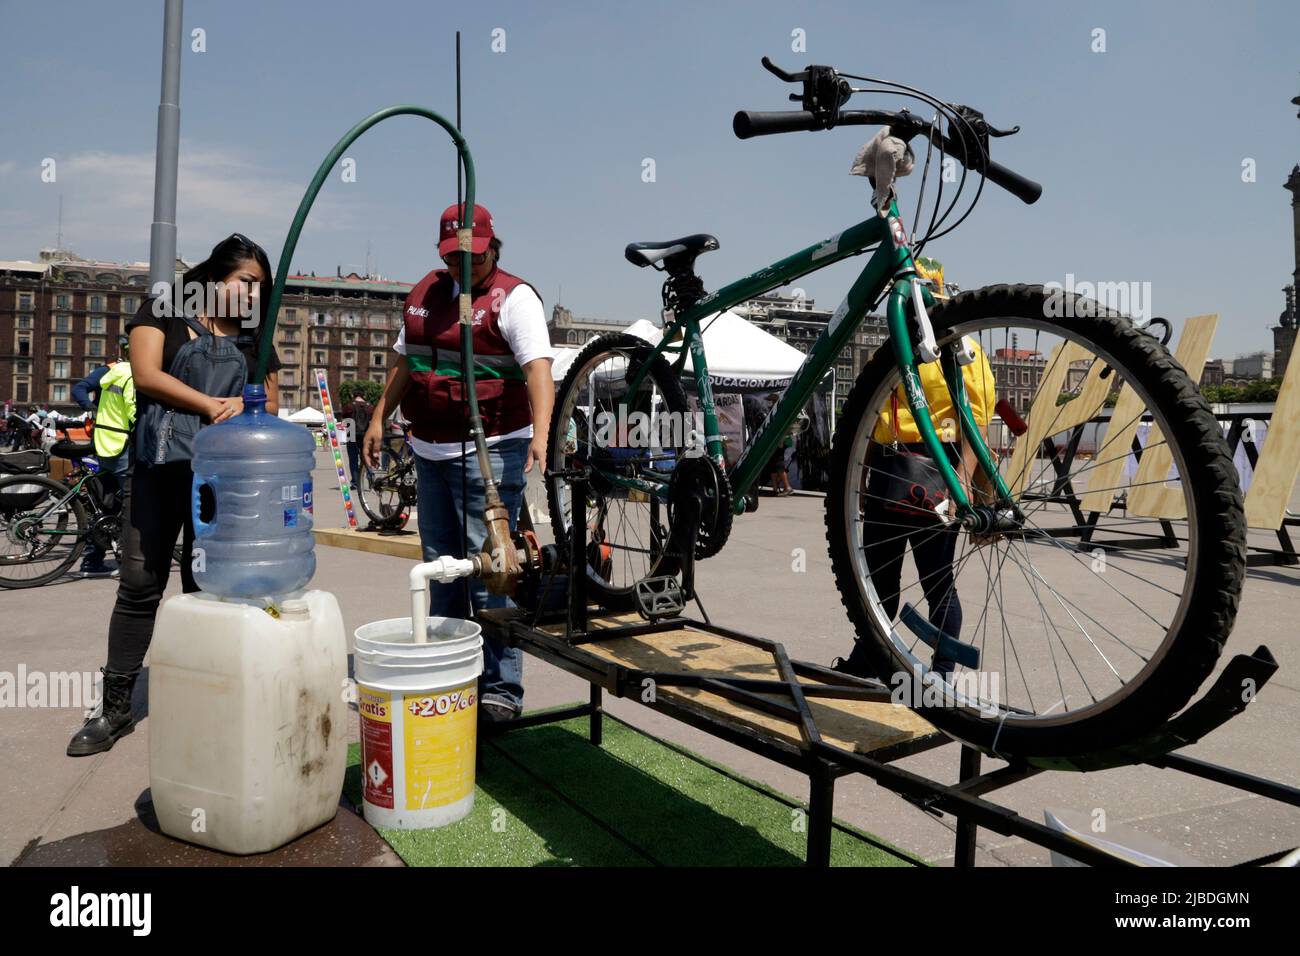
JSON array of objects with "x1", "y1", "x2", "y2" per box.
[{"x1": 413, "y1": 437, "x2": 528, "y2": 710}]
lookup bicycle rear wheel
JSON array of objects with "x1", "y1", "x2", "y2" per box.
[
  {"x1": 356, "y1": 435, "x2": 413, "y2": 530},
  {"x1": 825, "y1": 284, "x2": 1245, "y2": 759},
  {"x1": 0, "y1": 475, "x2": 89, "y2": 588},
  {"x1": 547, "y1": 332, "x2": 692, "y2": 610}
]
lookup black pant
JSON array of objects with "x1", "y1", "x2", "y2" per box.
[
  {"x1": 105, "y1": 461, "x2": 198, "y2": 675},
  {"x1": 862, "y1": 503, "x2": 963, "y2": 641}
]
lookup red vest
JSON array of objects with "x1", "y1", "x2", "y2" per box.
[{"x1": 400, "y1": 266, "x2": 538, "y2": 443}]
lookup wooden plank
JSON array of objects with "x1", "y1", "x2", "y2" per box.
[
  {"x1": 314, "y1": 526, "x2": 423, "y2": 560},
  {"x1": 577, "y1": 622, "x2": 936, "y2": 754},
  {"x1": 1047, "y1": 350, "x2": 1112, "y2": 434},
  {"x1": 1128, "y1": 314, "x2": 1217, "y2": 519},
  {"x1": 478, "y1": 608, "x2": 940, "y2": 754},
  {"x1": 1005, "y1": 342, "x2": 1077, "y2": 496},
  {"x1": 1078, "y1": 380, "x2": 1146, "y2": 514},
  {"x1": 1245, "y1": 355, "x2": 1300, "y2": 529}
]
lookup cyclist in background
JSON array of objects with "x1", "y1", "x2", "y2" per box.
[{"x1": 72, "y1": 336, "x2": 134, "y2": 577}]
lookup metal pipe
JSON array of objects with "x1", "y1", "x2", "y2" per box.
[
  {"x1": 148, "y1": 0, "x2": 183, "y2": 294},
  {"x1": 256, "y1": 106, "x2": 514, "y2": 590}
]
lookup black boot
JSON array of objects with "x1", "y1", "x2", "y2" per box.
[
  {"x1": 830, "y1": 643, "x2": 876, "y2": 680},
  {"x1": 67, "y1": 668, "x2": 137, "y2": 757}
]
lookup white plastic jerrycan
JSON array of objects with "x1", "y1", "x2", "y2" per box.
[{"x1": 148, "y1": 590, "x2": 348, "y2": 855}]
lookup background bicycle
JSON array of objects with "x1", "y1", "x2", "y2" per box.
[
  {"x1": 355, "y1": 419, "x2": 415, "y2": 531},
  {"x1": 0, "y1": 429, "x2": 123, "y2": 589}
]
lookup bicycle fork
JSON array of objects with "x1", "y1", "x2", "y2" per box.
[{"x1": 883, "y1": 229, "x2": 1019, "y2": 535}]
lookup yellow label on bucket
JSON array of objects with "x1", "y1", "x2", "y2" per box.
[
  {"x1": 403, "y1": 680, "x2": 478, "y2": 810},
  {"x1": 358, "y1": 688, "x2": 391, "y2": 722}
]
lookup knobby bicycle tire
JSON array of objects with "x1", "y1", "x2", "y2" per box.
[{"x1": 824, "y1": 284, "x2": 1246, "y2": 759}]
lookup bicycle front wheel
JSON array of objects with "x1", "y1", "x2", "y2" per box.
[
  {"x1": 0, "y1": 475, "x2": 89, "y2": 588},
  {"x1": 825, "y1": 284, "x2": 1245, "y2": 759}
]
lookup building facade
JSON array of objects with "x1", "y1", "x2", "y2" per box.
[
  {"x1": 549, "y1": 304, "x2": 629, "y2": 348},
  {"x1": 1, "y1": 251, "x2": 156, "y2": 413},
  {"x1": 272, "y1": 272, "x2": 413, "y2": 412},
  {"x1": 0, "y1": 253, "x2": 412, "y2": 415},
  {"x1": 734, "y1": 291, "x2": 888, "y2": 411}
]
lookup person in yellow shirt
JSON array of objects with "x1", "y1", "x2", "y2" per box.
[{"x1": 836, "y1": 340, "x2": 996, "y2": 678}]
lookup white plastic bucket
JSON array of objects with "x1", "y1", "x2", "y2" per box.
[{"x1": 353, "y1": 616, "x2": 483, "y2": 830}]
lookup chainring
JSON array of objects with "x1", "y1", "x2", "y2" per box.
[{"x1": 667, "y1": 455, "x2": 733, "y2": 560}]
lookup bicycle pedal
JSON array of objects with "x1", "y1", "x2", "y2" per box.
[
  {"x1": 635, "y1": 576, "x2": 686, "y2": 620},
  {"x1": 899, "y1": 603, "x2": 980, "y2": 670}
]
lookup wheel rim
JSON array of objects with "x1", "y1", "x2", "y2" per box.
[
  {"x1": 550, "y1": 345, "x2": 687, "y2": 594},
  {"x1": 840, "y1": 316, "x2": 1199, "y2": 728}
]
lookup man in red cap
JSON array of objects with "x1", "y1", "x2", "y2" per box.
[{"x1": 364, "y1": 203, "x2": 553, "y2": 723}]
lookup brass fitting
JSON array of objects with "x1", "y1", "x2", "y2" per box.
[{"x1": 479, "y1": 502, "x2": 523, "y2": 596}]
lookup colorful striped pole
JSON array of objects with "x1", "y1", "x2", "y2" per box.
[{"x1": 315, "y1": 369, "x2": 358, "y2": 529}]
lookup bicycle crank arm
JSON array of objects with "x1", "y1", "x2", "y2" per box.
[{"x1": 899, "y1": 603, "x2": 981, "y2": 670}]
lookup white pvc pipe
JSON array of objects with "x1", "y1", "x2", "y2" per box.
[{"x1": 408, "y1": 557, "x2": 477, "y2": 644}]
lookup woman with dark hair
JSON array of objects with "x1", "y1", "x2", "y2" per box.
[{"x1": 67, "y1": 233, "x2": 283, "y2": 756}]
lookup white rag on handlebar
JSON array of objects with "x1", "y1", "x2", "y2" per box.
[{"x1": 849, "y1": 127, "x2": 915, "y2": 212}]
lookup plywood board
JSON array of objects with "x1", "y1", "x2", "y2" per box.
[
  {"x1": 1078, "y1": 380, "x2": 1147, "y2": 514},
  {"x1": 1047, "y1": 350, "x2": 1113, "y2": 435},
  {"x1": 1005, "y1": 342, "x2": 1077, "y2": 496},
  {"x1": 1128, "y1": 314, "x2": 1217, "y2": 518},
  {"x1": 551, "y1": 618, "x2": 937, "y2": 754},
  {"x1": 1245, "y1": 356, "x2": 1300, "y2": 529},
  {"x1": 314, "y1": 526, "x2": 423, "y2": 560}
]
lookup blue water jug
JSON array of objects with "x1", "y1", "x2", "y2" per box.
[{"x1": 191, "y1": 384, "x2": 317, "y2": 598}]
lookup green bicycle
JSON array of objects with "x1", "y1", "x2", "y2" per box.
[{"x1": 547, "y1": 59, "x2": 1245, "y2": 757}]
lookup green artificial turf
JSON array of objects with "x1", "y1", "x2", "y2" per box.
[{"x1": 343, "y1": 707, "x2": 922, "y2": 867}]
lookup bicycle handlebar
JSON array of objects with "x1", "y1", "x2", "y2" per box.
[{"x1": 732, "y1": 106, "x2": 1042, "y2": 205}]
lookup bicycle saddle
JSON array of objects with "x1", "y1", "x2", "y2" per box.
[
  {"x1": 624, "y1": 233, "x2": 719, "y2": 271},
  {"x1": 49, "y1": 439, "x2": 93, "y2": 460}
]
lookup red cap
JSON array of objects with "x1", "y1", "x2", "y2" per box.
[{"x1": 438, "y1": 203, "x2": 494, "y2": 258}]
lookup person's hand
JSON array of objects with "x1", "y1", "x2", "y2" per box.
[
  {"x1": 362, "y1": 422, "x2": 384, "y2": 470},
  {"x1": 209, "y1": 396, "x2": 243, "y2": 424},
  {"x1": 524, "y1": 436, "x2": 548, "y2": 474}
]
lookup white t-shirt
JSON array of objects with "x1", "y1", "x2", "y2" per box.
[{"x1": 393, "y1": 280, "x2": 553, "y2": 460}]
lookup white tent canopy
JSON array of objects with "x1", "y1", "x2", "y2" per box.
[
  {"x1": 550, "y1": 310, "x2": 807, "y2": 388},
  {"x1": 284, "y1": 406, "x2": 325, "y2": 424}
]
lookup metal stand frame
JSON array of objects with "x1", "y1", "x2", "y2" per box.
[
  {"x1": 479, "y1": 607, "x2": 1300, "y2": 867},
  {"x1": 474, "y1": 470, "x2": 1300, "y2": 867}
]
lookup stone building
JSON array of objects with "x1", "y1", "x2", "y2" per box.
[
  {"x1": 272, "y1": 271, "x2": 412, "y2": 412},
  {"x1": 0, "y1": 250, "x2": 159, "y2": 413}
]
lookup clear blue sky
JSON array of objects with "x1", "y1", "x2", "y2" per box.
[{"x1": 2, "y1": 0, "x2": 1298, "y2": 355}]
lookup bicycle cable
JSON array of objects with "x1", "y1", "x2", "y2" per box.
[{"x1": 840, "y1": 74, "x2": 993, "y2": 252}]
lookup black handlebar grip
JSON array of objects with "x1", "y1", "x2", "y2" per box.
[
  {"x1": 733, "y1": 110, "x2": 819, "y2": 139},
  {"x1": 982, "y1": 158, "x2": 1042, "y2": 205}
]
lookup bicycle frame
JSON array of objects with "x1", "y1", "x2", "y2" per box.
[
  {"x1": 9, "y1": 470, "x2": 91, "y2": 540},
  {"x1": 618, "y1": 199, "x2": 1013, "y2": 516}
]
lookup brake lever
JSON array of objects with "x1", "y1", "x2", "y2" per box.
[
  {"x1": 987, "y1": 123, "x2": 1020, "y2": 138},
  {"x1": 762, "y1": 56, "x2": 803, "y2": 82}
]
